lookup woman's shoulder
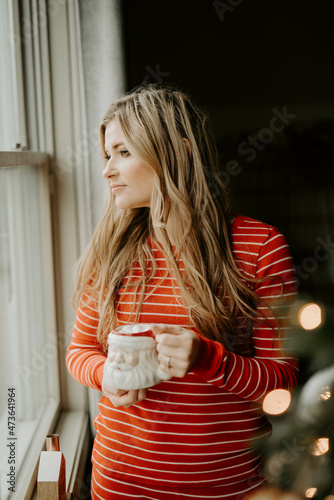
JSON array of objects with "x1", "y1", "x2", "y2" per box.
[
  {"x1": 230, "y1": 214, "x2": 288, "y2": 258},
  {"x1": 231, "y1": 213, "x2": 281, "y2": 239},
  {"x1": 230, "y1": 214, "x2": 294, "y2": 280}
]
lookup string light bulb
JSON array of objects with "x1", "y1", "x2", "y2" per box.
[
  {"x1": 310, "y1": 437, "x2": 329, "y2": 456},
  {"x1": 298, "y1": 303, "x2": 322, "y2": 330},
  {"x1": 319, "y1": 386, "x2": 331, "y2": 401},
  {"x1": 305, "y1": 488, "x2": 317, "y2": 498},
  {"x1": 263, "y1": 389, "x2": 291, "y2": 415}
]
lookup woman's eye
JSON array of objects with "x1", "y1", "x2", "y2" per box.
[
  {"x1": 120, "y1": 149, "x2": 130, "y2": 157},
  {"x1": 104, "y1": 154, "x2": 110, "y2": 160}
]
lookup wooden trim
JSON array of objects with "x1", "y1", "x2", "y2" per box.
[
  {"x1": 57, "y1": 411, "x2": 91, "y2": 498},
  {"x1": 0, "y1": 151, "x2": 49, "y2": 167},
  {"x1": 8, "y1": 0, "x2": 28, "y2": 149},
  {"x1": 40, "y1": 161, "x2": 61, "y2": 401}
]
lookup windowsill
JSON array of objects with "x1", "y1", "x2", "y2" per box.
[
  {"x1": 0, "y1": 400, "x2": 58, "y2": 500},
  {"x1": 30, "y1": 410, "x2": 90, "y2": 499},
  {"x1": 1, "y1": 399, "x2": 60, "y2": 500}
]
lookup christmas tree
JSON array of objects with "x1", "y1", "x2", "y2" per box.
[
  {"x1": 249, "y1": 302, "x2": 334, "y2": 499},
  {"x1": 216, "y1": 120, "x2": 334, "y2": 499}
]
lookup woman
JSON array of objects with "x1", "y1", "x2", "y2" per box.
[{"x1": 66, "y1": 83, "x2": 298, "y2": 499}]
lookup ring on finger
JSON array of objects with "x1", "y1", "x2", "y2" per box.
[{"x1": 165, "y1": 356, "x2": 171, "y2": 370}]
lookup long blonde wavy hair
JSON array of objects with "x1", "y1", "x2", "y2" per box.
[{"x1": 73, "y1": 82, "x2": 264, "y2": 352}]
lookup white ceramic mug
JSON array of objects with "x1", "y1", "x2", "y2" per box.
[{"x1": 102, "y1": 324, "x2": 172, "y2": 391}]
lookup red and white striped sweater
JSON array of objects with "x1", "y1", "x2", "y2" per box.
[{"x1": 66, "y1": 215, "x2": 298, "y2": 496}]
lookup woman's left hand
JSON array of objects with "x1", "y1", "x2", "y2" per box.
[
  {"x1": 151, "y1": 324, "x2": 200, "y2": 378},
  {"x1": 105, "y1": 389, "x2": 148, "y2": 408}
]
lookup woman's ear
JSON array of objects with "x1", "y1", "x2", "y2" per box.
[{"x1": 183, "y1": 138, "x2": 191, "y2": 155}]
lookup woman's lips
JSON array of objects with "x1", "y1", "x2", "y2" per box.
[{"x1": 111, "y1": 185, "x2": 126, "y2": 192}]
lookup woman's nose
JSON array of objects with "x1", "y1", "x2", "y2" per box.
[{"x1": 102, "y1": 158, "x2": 117, "y2": 179}]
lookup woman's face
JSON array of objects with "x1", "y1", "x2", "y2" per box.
[{"x1": 103, "y1": 119, "x2": 155, "y2": 210}]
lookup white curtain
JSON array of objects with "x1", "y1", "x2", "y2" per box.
[
  {"x1": 78, "y1": 0, "x2": 126, "y2": 228},
  {"x1": 75, "y1": 0, "x2": 126, "y2": 435}
]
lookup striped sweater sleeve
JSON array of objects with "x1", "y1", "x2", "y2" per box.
[
  {"x1": 191, "y1": 227, "x2": 299, "y2": 403},
  {"x1": 66, "y1": 291, "x2": 105, "y2": 392}
]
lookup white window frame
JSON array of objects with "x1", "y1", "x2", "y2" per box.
[
  {"x1": 1, "y1": 0, "x2": 92, "y2": 496},
  {"x1": 0, "y1": 152, "x2": 60, "y2": 499},
  {"x1": 0, "y1": 151, "x2": 90, "y2": 499},
  {"x1": 2, "y1": 0, "x2": 126, "y2": 496}
]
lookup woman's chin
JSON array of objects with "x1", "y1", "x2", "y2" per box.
[
  {"x1": 115, "y1": 199, "x2": 131, "y2": 210},
  {"x1": 115, "y1": 199, "x2": 147, "y2": 210}
]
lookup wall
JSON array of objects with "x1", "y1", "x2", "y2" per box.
[
  {"x1": 122, "y1": 0, "x2": 334, "y2": 135},
  {"x1": 121, "y1": 0, "x2": 334, "y2": 304}
]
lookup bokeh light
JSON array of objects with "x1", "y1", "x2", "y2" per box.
[
  {"x1": 305, "y1": 488, "x2": 317, "y2": 498},
  {"x1": 298, "y1": 303, "x2": 322, "y2": 330},
  {"x1": 319, "y1": 386, "x2": 331, "y2": 401},
  {"x1": 310, "y1": 437, "x2": 329, "y2": 456},
  {"x1": 263, "y1": 389, "x2": 291, "y2": 415}
]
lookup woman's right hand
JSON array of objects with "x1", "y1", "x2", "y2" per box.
[
  {"x1": 103, "y1": 388, "x2": 147, "y2": 408},
  {"x1": 102, "y1": 371, "x2": 148, "y2": 407}
]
